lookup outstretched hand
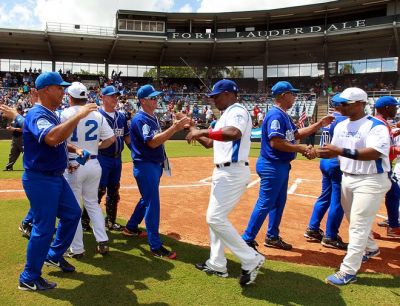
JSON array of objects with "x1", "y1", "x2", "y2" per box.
[
  {"x1": 318, "y1": 115, "x2": 335, "y2": 127},
  {"x1": 317, "y1": 144, "x2": 341, "y2": 158}
]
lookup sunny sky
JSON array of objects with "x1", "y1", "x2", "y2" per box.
[{"x1": 0, "y1": 0, "x2": 335, "y2": 30}]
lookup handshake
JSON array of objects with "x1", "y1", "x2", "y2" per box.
[{"x1": 301, "y1": 145, "x2": 318, "y2": 160}]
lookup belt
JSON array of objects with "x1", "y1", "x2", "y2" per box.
[
  {"x1": 36, "y1": 170, "x2": 64, "y2": 176},
  {"x1": 216, "y1": 161, "x2": 249, "y2": 168},
  {"x1": 99, "y1": 152, "x2": 121, "y2": 158},
  {"x1": 69, "y1": 155, "x2": 97, "y2": 161}
]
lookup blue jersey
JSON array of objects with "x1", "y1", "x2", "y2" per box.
[
  {"x1": 260, "y1": 106, "x2": 298, "y2": 162},
  {"x1": 98, "y1": 109, "x2": 129, "y2": 156},
  {"x1": 320, "y1": 112, "x2": 347, "y2": 147},
  {"x1": 23, "y1": 104, "x2": 68, "y2": 173},
  {"x1": 130, "y1": 110, "x2": 165, "y2": 163}
]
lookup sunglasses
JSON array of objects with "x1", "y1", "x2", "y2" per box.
[{"x1": 341, "y1": 101, "x2": 360, "y2": 107}]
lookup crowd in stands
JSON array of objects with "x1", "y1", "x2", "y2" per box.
[{"x1": 1, "y1": 70, "x2": 398, "y2": 129}]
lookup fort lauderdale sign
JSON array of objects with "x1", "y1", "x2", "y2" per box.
[{"x1": 167, "y1": 18, "x2": 382, "y2": 40}]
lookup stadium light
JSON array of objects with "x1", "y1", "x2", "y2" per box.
[
  {"x1": 271, "y1": 13, "x2": 294, "y2": 18},
  {"x1": 313, "y1": 8, "x2": 340, "y2": 13},
  {"x1": 362, "y1": 0, "x2": 389, "y2": 5}
]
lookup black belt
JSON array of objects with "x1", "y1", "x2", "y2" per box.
[
  {"x1": 69, "y1": 155, "x2": 97, "y2": 161},
  {"x1": 216, "y1": 162, "x2": 249, "y2": 168},
  {"x1": 99, "y1": 152, "x2": 121, "y2": 158},
  {"x1": 37, "y1": 170, "x2": 64, "y2": 176}
]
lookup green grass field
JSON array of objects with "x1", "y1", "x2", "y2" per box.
[{"x1": 0, "y1": 139, "x2": 399, "y2": 305}]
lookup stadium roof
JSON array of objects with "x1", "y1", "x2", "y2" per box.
[{"x1": 0, "y1": 0, "x2": 398, "y2": 67}]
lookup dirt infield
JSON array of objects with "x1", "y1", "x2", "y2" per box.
[{"x1": 1, "y1": 157, "x2": 399, "y2": 275}]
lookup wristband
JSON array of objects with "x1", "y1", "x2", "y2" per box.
[
  {"x1": 342, "y1": 148, "x2": 359, "y2": 160},
  {"x1": 15, "y1": 114, "x2": 25, "y2": 126},
  {"x1": 208, "y1": 129, "x2": 224, "y2": 141}
]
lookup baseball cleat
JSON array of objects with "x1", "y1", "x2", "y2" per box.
[
  {"x1": 246, "y1": 240, "x2": 259, "y2": 252},
  {"x1": 321, "y1": 236, "x2": 348, "y2": 250},
  {"x1": 106, "y1": 221, "x2": 124, "y2": 231},
  {"x1": 264, "y1": 236, "x2": 292, "y2": 250},
  {"x1": 362, "y1": 249, "x2": 380, "y2": 263},
  {"x1": 304, "y1": 228, "x2": 324, "y2": 242},
  {"x1": 377, "y1": 219, "x2": 389, "y2": 227},
  {"x1": 45, "y1": 257, "x2": 76, "y2": 272},
  {"x1": 64, "y1": 251, "x2": 85, "y2": 259},
  {"x1": 18, "y1": 277, "x2": 57, "y2": 291},
  {"x1": 96, "y1": 241, "x2": 109, "y2": 255},
  {"x1": 18, "y1": 222, "x2": 32, "y2": 239},
  {"x1": 122, "y1": 227, "x2": 147, "y2": 238},
  {"x1": 151, "y1": 246, "x2": 177, "y2": 259},
  {"x1": 239, "y1": 255, "x2": 265, "y2": 286},
  {"x1": 325, "y1": 271, "x2": 357, "y2": 286},
  {"x1": 387, "y1": 226, "x2": 400, "y2": 238},
  {"x1": 195, "y1": 262, "x2": 228, "y2": 278}
]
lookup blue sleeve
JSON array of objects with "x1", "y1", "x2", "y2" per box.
[
  {"x1": 132, "y1": 118, "x2": 156, "y2": 143},
  {"x1": 26, "y1": 113, "x2": 56, "y2": 144},
  {"x1": 15, "y1": 114, "x2": 25, "y2": 127},
  {"x1": 266, "y1": 113, "x2": 286, "y2": 140}
]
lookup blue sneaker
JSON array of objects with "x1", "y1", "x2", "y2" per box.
[
  {"x1": 325, "y1": 271, "x2": 357, "y2": 286},
  {"x1": 362, "y1": 249, "x2": 380, "y2": 263},
  {"x1": 45, "y1": 256, "x2": 75, "y2": 272},
  {"x1": 18, "y1": 277, "x2": 57, "y2": 291}
]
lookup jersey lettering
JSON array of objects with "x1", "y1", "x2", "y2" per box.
[{"x1": 70, "y1": 120, "x2": 99, "y2": 142}]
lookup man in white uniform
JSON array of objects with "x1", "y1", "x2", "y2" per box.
[
  {"x1": 318, "y1": 87, "x2": 391, "y2": 286},
  {"x1": 61, "y1": 82, "x2": 116, "y2": 257},
  {"x1": 186, "y1": 79, "x2": 265, "y2": 286}
]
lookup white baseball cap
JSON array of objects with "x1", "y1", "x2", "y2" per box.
[
  {"x1": 67, "y1": 82, "x2": 88, "y2": 99},
  {"x1": 339, "y1": 87, "x2": 368, "y2": 102}
]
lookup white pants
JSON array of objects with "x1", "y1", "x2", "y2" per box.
[
  {"x1": 64, "y1": 159, "x2": 108, "y2": 254},
  {"x1": 340, "y1": 172, "x2": 391, "y2": 275},
  {"x1": 206, "y1": 164, "x2": 261, "y2": 272}
]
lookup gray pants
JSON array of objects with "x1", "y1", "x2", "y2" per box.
[{"x1": 6, "y1": 136, "x2": 23, "y2": 170}]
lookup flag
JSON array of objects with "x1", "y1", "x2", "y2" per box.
[{"x1": 298, "y1": 111, "x2": 307, "y2": 128}]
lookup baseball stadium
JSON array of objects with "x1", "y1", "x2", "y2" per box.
[{"x1": 0, "y1": 0, "x2": 400, "y2": 305}]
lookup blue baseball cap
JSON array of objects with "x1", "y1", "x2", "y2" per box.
[
  {"x1": 101, "y1": 85, "x2": 120, "y2": 96},
  {"x1": 375, "y1": 96, "x2": 400, "y2": 108},
  {"x1": 137, "y1": 84, "x2": 162, "y2": 99},
  {"x1": 271, "y1": 81, "x2": 299, "y2": 96},
  {"x1": 331, "y1": 93, "x2": 348, "y2": 106},
  {"x1": 35, "y1": 72, "x2": 70, "y2": 90},
  {"x1": 207, "y1": 79, "x2": 239, "y2": 97}
]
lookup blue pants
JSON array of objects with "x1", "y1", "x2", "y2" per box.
[
  {"x1": 385, "y1": 173, "x2": 400, "y2": 228},
  {"x1": 126, "y1": 161, "x2": 163, "y2": 250},
  {"x1": 98, "y1": 155, "x2": 122, "y2": 192},
  {"x1": 308, "y1": 158, "x2": 344, "y2": 239},
  {"x1": 23, "y1": 209, "x2": 34, "y2": 225},
  {"x1": 242, "y1": 156, "x2": 290, "y2": 241},
  {"x1": 20, "y1": 170, "x2": 81, "y2": 283}
]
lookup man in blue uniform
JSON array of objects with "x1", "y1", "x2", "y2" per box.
[
  {"x1": 242, "y1": 81, "x2": 333, "y2": 251},
  {"x1": 81, "y1": 85, "x2": 131, "y2": 231},
  {"x1": 18, "y1": 72, "x2": 97, "y2": 291},
  {"x1": 304, "y1": 94, "x2": 348, "y2": 250},
  {"x1": 125, "y1": 84, "x2": 190, "y2": 258}
]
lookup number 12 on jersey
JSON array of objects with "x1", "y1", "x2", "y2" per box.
[{"x1": 71, "y1": 120, "x2": 99, "y2": 142}]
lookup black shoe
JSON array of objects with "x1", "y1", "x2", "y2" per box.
[
  {"x1": 239, "y1": 255, "x2": 265, "y2": 286},
  {"x1": 106, "y1": 219, "x2": 124, "y2": 231},
  {"x1": 45, "y1": 257, "x2": 75, "y2": 272},
  {"x1": 18, "y1": 222, "x2": 32, "y2": 239},
  {"x1": 246, "y1": 240, "x2": 259, "y2": 252},
  {"x1": 377, "y1": 219, "x2": 389, "y2": 227},
  {"x1": 304, "y1": 228, "x2": 324, "y2": 242},
  {"x1": 3, "y1": 167, "x2": 13, "y2": 171},
  {"x1": 64, "y1": 251, "x2": 85, "y2": 259},
  {"x1": 18, "y1": 277, "x2": 57, "y2": 291},
  {"x1": 321, "y1": 236, "x2": 348, "y2": 250},
  {"x1": 151, "y1": 246, "x2": 177, "y2": 259},
  {"x1": 264, "y1": 236, "x2": 292, "y2": 250},
  {"x1": 195, "y1": 262, "x2": 228, "y2": 278},
  {"x1": 81, "y1": 221, "x2": 92, "y2": 232},
  {"x1": 96, "y1": 241, "x2": 109, "y2": 254}
]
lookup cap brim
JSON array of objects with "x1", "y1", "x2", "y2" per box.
[
  {"x1": 148, "y1": 91, "x2": 163, "y2": 97},
  {"x1": 60, "y1": 81, "x2": 71, "y2": 87},
  {"x1": 290, "y1": 89, "x2": 300, "y2": 93},
  {"x1": 105, "y1": 91, "x2": 120, "y2": 96},
  {"x1": 207, "y1": 90, "x2": 223, "y2": 97},
  {"x1": 331, "y1": 94, "x2": 349, "y2": 104}
]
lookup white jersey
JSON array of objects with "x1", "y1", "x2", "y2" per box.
[
  {"x1": 61, "y1": 106, "x2": 114, "y2": 159},
  {"x1": 331, "y1": 115, "x2": 390, "y2": 174},
  {"x1": 213, "y1": 103, "x2": 252, "y2": 164}
]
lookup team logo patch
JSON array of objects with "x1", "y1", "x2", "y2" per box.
[
  {"x1": 114, "y1": 128, "x2": 124, "y2": 137},
  {"x1": 142, "y1": 124, "x2": 150, "y2": 136},
  {"x1": 37, "y1": 118, "x2": 52, "y2": 130},
  {"x1": 270, "y1": 120, "x2": 280, "y2": 131},
  {"x1": 234, "y1": 114, "x2": 244, "y2": 125}
]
